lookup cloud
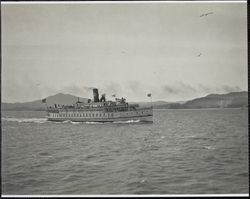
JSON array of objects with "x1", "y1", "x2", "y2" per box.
[
  {"x1": 216, "y1": 85, "x2": 242, "y2": 93},
  {"x1": 162, "y1": 82, "x2": 198, "y2": 95},
  {"x1": 127, "y1": 80, "x2": 141, "y2": 92},
  {"x1": 59, "y1": 85, "x2": 89, "y2": 97},
  {"x1": 83, "y1": 86, "x2": 97, "y2": 90},
  {"x1": 197, "y1": 84, "x2": 213, "y2": 93},
  {"x1": 2, "y1": 76, "x2": 244, "y2": 103},
  {"x1": 125, "y1": 80, "x2": 148, "y2": 95},
  {"x1": 2, "y1": 73, "x2": 54, "y2": 103},
  {"x1": 93, "y1": 81, "x2": 151, "y2": 101},
  {"x1": 159, "y1": 82, "x2": 243, "y2": 101},
  {"x1": 162, "y1": 85, "x2": 175, "y2": 94},
  {"x1": 100, "y1": 82, "x2": 123, "y2": 96},
  {"x1": 198, "y1": 84, "x2": 242, "y2": 94},
  {"x1": 59, "y1": 83, "x2": 133, "y2": 100}
]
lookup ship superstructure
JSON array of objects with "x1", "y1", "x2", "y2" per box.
[{"x1": 46, "y1": 88, "x2": 153, "y2": 122}]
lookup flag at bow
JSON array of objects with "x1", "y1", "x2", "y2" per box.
[
  {"x1": 42, "y1": 98, "x2": 46, "y2": 103},
  {"x1": 147, "y1": 93, "x2": 151, "y2": 97}
]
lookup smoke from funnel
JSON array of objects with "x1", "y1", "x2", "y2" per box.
[{"x1": 84, "y1": 86, "x2": 97, "y2": 90}]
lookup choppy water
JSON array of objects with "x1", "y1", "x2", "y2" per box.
[{"x1": 2, "y1": 109, "x2": 249, "y2": 195}]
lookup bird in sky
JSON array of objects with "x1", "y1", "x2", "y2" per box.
[
  {"x1": 200, "y1": 12, "x2": 214, "y2": 17},
  {"x1": 197, "y1": 53, "x2": 202, "y2": 57}
]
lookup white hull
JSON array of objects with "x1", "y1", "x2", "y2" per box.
[
  {"x1": 47, "y1": 115, "x2": 153, "y2": 123},
  {"x1": 47, "y1": 109, "x2": 153, "y2": 123}
]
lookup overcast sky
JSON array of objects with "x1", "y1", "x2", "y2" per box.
[{"x1": 2, "y1": 2, "x2": 247, "y2": 103}]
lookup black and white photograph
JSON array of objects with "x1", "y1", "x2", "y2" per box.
[{"x1": 1, "y1": 0, "x2": 248, "y2": 197}]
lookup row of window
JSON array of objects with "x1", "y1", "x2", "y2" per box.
[
  {"x1": 50, "y1": 110, "x2": 151, "y2": 118},
  {"x1": 51, "y1": 112, "x2": 114, "y2": 118}
]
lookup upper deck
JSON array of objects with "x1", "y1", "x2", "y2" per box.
[
  {"x1": 47, "y1": 102, "x2": 142, "y2": 113},
  {"x1": 46, "y1": 88, "x2": 152, "y2": 113}
]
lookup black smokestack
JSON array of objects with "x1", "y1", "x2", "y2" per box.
[{"x1": 93, "y1": 88, "x2": 99, "y2": 102}]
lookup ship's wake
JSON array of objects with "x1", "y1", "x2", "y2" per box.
[
  {"x1": 67, "y1": 120, "x2": 141, "y2": 125},
  {"x1": 54, "y1": 120, "x2": 143, "y2": 124},
  {"x1": 113, "y1": 119, "x2": 140, "y2": 124},
  {"x1": 61, "y1": 120, "x2": 143, "y2": 125},
  {"x1": 2, "y1": 117, "x2": 47, "y2": 123},
  {"x1": 85, "y1": 121, "x2": 106, "y2": 124},
  {"x1": 2, "y1": 117, "x2": 150, "y2": 125}
]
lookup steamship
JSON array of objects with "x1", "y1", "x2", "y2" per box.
[{"x1": 46, "y1": 88, "x2": 153, "y2": 123}]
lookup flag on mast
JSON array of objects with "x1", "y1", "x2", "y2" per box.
[
  {"x1": 147, "y1": 93, "x2": 151, "y2": 97},
  {"x1": 112, "y1": 94, "x2": 116, "y2": 97}
]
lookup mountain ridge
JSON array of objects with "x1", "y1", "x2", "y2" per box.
[
  {"x1": 2, "y1": 93, "x2": 89, "y2": 111},
  {"x1": 2, "y1": 91, "x2": 248, "y2": 111},
  {"x1": 181, "y1": 91, "x2": 248, "y2": 109}
]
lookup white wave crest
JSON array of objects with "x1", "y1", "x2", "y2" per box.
[
  {"x1": 203, "y1": 146, "x2": 215, "y2": 150},
  {"x1": 61, "y1": 120, "x2": 72, "y2": 123},
  {"x1": 70, "y1": 121, "x2": 83, "y2": 124},
  {"x1": 85, "y1": 121, "x2": 104, "y2": 124},
  {"x1": 84, "y1": 120, "x2": 141, "y2": 124},
  {"x1": 113, "y1": 119, "x2": 140, "y2": 124}
]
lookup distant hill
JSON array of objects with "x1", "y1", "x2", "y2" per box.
[
  {"x1": 153, "y1": 102, "x2": 184, "y2": 109},
  {"x1": 138, "y1": 91, "x2": 248, "y2": 109},
  {"x1": 2, "y1": 91, "x2": 248, "y2": 111},
  {"x1": 135, "y1": 101, "x2": 183, "y2": 109},
  {"x1": 2, "y1": 93, "x2": 88, "y2": 111},
  {"x1": 135, "y1": 101, "x2": 170, "y2": 108},
  {"x1": 181, "y1": 91, "x2": 248, "y2": 109}
]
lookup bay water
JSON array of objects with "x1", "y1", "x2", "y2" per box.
[{"x1": 2, "y1": 108, "x2": 248, "y2": 194}]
